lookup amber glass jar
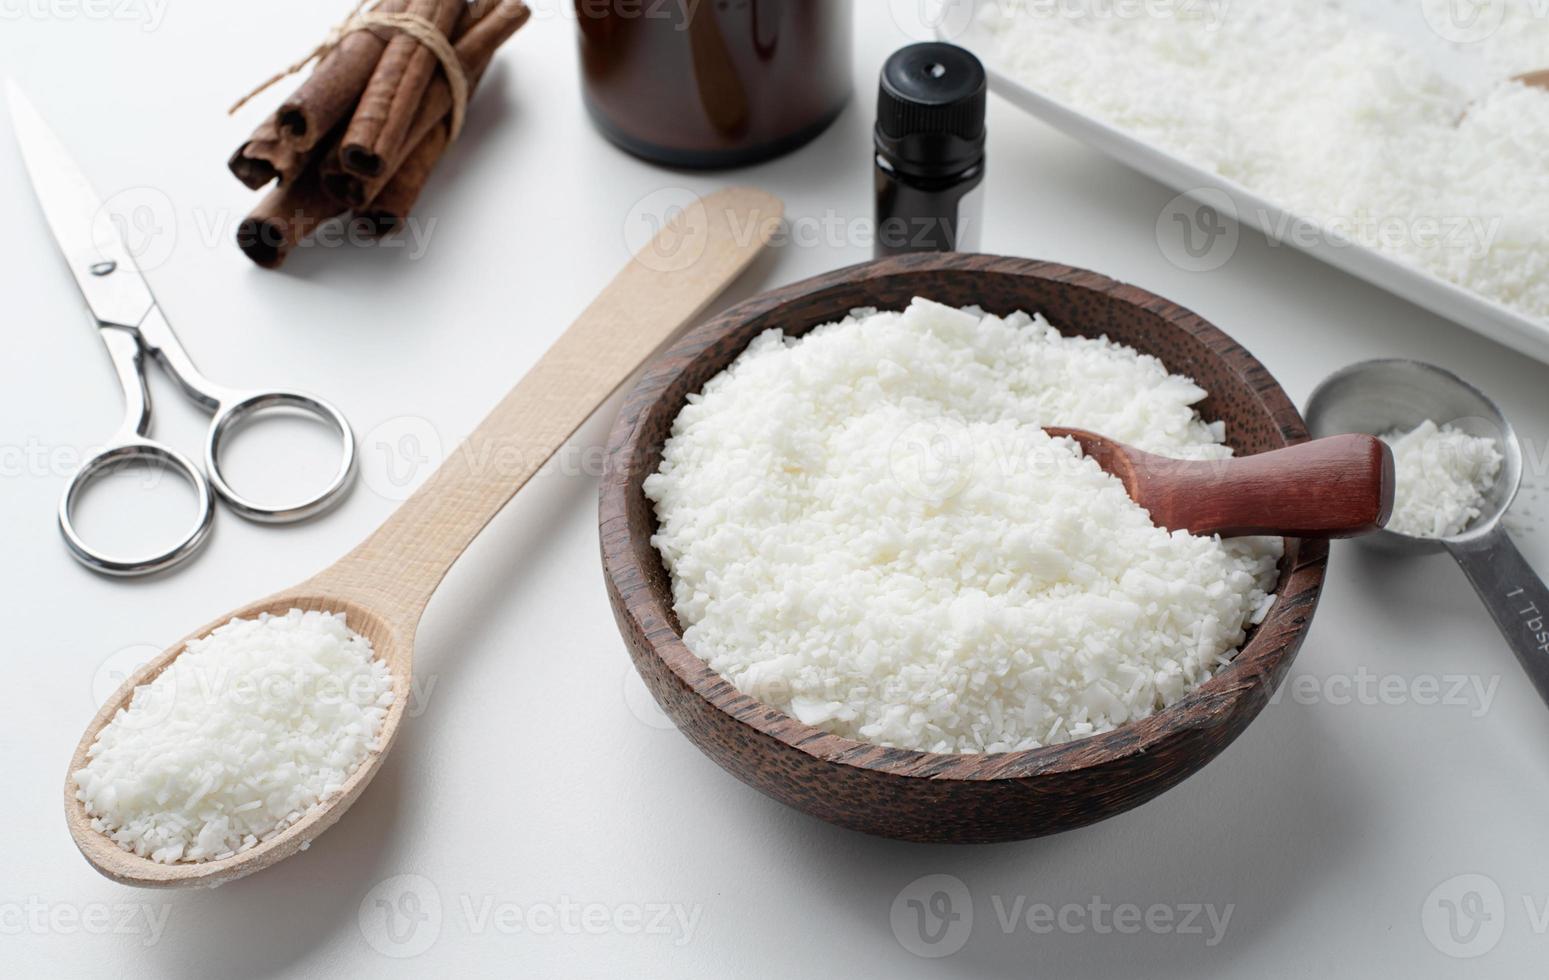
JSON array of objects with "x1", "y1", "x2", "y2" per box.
[{"x1": 576, "y1": 0, "x2": 853, "y2": 169}]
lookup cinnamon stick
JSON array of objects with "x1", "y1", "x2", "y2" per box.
[
  {"x1": 359, "y1": 122, "x2": 449, "y2": 236},
  {"x1": 274, "y1": 0, "x2": 410, "y2": 152},
  {"x1": 236, "y1": 144, "x2": 349, "y2": 269},
  {"x1": 229, "y1": 114, "x2": 310, "y2": 189},
  {"x1": 323, "y1": 0, "x2": 529, "y2": 208},
  {"x1": 339, "y1": 0, "x2": 463, "y2": 177}
]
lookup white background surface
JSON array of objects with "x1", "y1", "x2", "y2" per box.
[{"x1": 4, "y1": 2, "x2": 1549, "y2": 976}]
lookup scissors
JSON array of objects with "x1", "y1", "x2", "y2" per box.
[{"x1": 7, "y1": 81, "x2": 357, "y2": 577}]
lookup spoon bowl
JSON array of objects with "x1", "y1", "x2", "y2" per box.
[{"x1": 65, "y1": 587, "x2": 417, "y2": 888}]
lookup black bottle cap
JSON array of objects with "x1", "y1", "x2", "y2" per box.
[{"x1": 876, "y1": 42, "x2": 987, "y2": 177}]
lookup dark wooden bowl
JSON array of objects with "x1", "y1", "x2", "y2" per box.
[{"x1": 599, "y1": 254, "x2": 1327, "y2": 843}]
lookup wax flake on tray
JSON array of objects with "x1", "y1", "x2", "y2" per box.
[{"x1": 977, "y1": 0, "x2": 1549, "y2": 326}]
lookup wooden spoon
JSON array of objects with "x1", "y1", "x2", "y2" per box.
[
  {"x1": 1516, "y1": 70, "x2": 1549, "y2": 92},
  {"x1": 1045, "y1": 428, "x2": 1394, "y2": 538},
  {"x1": 1461, "y1": 70, "x2": 1549, "y2": 122},
  {"x1": 64, "y1": 186, "x2": 784, "y2": 888}
]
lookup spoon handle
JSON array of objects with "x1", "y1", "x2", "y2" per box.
[
  {"x1": 1130, "y1": 433, "x2": 1394, "y2": 538},
  {"x1": 1515, "y1": 69, "x2": 1549, "y2": 91},
  {"x1": 317, "y1": 187, "x2": 783, "y2": 623},
  {"x1": 1447, "y1": 528, "x2": 1549, "y2": 709}
]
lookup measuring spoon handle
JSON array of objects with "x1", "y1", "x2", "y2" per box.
[{"x1": 1447, "y1": 527, "x2": 1549, "y2": 709}]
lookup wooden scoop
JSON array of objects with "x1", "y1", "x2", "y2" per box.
[
  {"x1": 64, "y1": 187, "x2": 783, "y2": 888},
  {"x1": 1516, "y1": 70, "x2": 1549, "y2": 92},
  {"x1": 1045, "y1": 428, "x2": 1394, "y2": 538},
  {"x1": 1462, "y1": 70, "x2": 1549, "y2": 122}
]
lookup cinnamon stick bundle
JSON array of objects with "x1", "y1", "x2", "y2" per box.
[{"x1": 228, "y1": 0, "x2": 529, "y2": 268}]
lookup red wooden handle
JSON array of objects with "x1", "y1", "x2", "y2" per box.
[{"x1": 1128, "y1": 433, "x2": 1395, "y2": 538}]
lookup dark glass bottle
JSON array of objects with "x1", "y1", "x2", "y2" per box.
[
  {"x1": 576, "y1": 0, "x2": 853, "y2": 170},
  {"x1": 874, "y1": 42, "x2": 987, "y2": 258}
]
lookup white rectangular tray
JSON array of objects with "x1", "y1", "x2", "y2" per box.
[{"x1": 942, "y1": 0, "x2": 1549, "y2": 363}]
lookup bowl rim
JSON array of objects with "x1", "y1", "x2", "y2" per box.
[{"x1": 600, "y1": 253, "x2": 1327, "y2": 783}]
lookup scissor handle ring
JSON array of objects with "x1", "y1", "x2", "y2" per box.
[
  {"x1": 205, "y1": 390, "x2": 358, "y2": 524},
  {"x1": 59, "y1": 441, "x2": 216, "y2": 577}
]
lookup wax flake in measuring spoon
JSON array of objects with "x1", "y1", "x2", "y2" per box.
[
  {"x1": 1381, "y1": 420, "x2": 1503, "y2": 538},
  {"x1": 73, "y1": 610, "x2": 392, "y2": 864}
]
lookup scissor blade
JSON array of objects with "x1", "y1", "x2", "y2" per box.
[{"x1": 6, "y1": 80, "x2": 155, "y2": 329}]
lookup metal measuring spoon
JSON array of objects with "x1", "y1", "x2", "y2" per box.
[{"x1": 1306, "y1": 359, "x2": 1549, "y2": 706}]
